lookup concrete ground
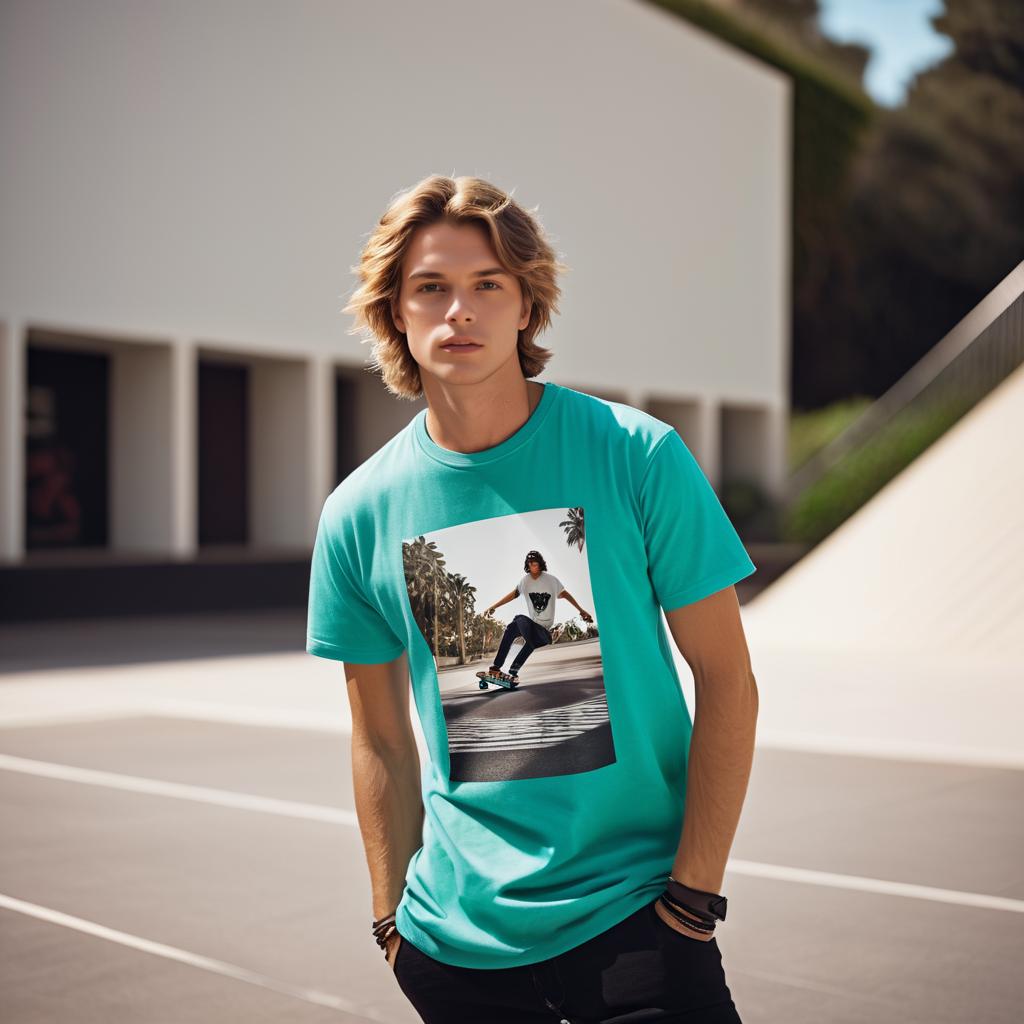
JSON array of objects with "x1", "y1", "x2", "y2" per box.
[{"x1": 1, "y1": 609, "x2": 1022, "y2": 1023}]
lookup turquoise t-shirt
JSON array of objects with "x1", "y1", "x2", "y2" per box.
[{"x1": 306, "y1": 380, "x2": 756, "y2": 969}]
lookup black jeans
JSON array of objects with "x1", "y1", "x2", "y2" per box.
[
  {"x1": 494, "y1": 613, "x2": 553, "y2": 675},
  {"x1": 392, "y1": 897, "x2": 743, "y2": 1023}
]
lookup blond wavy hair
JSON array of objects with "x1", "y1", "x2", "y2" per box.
[{"x1": 342, "y1": 175, "x2": 569, "y2": 400}]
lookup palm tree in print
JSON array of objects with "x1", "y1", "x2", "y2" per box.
[
  {"x1": 559, "y1": 507, "x2": 585, "y2": 552},
  {"x1": 448, "y1": 572, "x2": 476, "y2": 665}
]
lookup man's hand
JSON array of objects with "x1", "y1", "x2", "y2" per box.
[
  {"x1": 484, "y1": 606, "x2": 495, "y2": 617},
  {"x1": 653, "y1": 897, "x2": 715, "y2": 942},
  {"x1": 580, "y1": 610, "x2": 593, "y2": 623},
  {"x1": 386, "y1": 930, "x2": 403, "y2": 969}
]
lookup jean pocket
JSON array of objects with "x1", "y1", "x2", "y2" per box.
[{"x1": 391, "y1": 933, "x2": 410, "y2": 974}]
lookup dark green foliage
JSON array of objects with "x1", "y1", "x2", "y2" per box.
[
  {"x1": 642, "y1": 0, "x2": 1024, "y2": 411},
  {"x1": 782, "y1": 391, "x2": 976, "y2": 543}
]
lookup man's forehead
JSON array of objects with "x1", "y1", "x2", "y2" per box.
[{"x1": 407, "y1": 264, "x2": 509, "y2": 281}]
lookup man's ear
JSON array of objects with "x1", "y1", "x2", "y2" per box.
[
  {"x1": 519, "y1": 299, "x2": 531, "y2": 331},
  {"x1": 391, "y1": 301, "x2": 405, "y2": 335}
]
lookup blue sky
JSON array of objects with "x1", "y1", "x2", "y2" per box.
[{"x1": 818, "y1": 0, "x2": 954, "y2": 106}]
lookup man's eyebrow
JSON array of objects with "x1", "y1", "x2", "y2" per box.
[{"x1": 407, "y1": 267, "x2": 510, "y2": 280}]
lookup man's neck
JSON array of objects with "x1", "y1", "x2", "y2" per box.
[{"x1": 423, "y1": 374, "x2": 544, "y2": 456}]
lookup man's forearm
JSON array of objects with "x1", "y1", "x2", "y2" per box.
[
  {"x1": 351, "y1": 735, "x2": 425, "y2": 919},
  {"x1": 670, "y1": 671, "x2": 758, "y2": 894}
]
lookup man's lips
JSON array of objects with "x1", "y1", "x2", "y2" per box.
[{"x1": 440, "y1": 339, "x2": 483, "y2": 351}]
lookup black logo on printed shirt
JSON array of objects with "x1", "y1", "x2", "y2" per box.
[{"x1": 528, "y1": 592, "x2": 552, "y2": 612}]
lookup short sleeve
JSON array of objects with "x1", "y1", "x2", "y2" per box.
[
  {"x1": 638, "y1": 429, "x2": 756, "y2": 611},
  {"x1": 305, "y1": 506, "x2": 406, "y2": 664}
]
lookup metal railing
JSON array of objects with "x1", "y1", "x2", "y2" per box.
[{"x1": 781, "y1": 259, "x2": 1024, "y2": 543}]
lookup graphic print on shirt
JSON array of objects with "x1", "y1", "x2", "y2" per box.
[{"x1": 402, "y1": 505, "x2": 614, "y2": 783}]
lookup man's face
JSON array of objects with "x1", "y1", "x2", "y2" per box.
[
  {"x1": 393, "y1": 220, "x2": 531, "y2": 390},
  {"x1": 527, "y1": 559, "x2": 541, "y2": 577}
]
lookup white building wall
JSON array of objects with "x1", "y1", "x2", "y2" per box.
[{"x1": 0, "y1": 0, "x2": 790, "y2": 562}]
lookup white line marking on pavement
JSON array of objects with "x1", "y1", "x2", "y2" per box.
[
  {"x1": 0, "y1": 703, "x2": 350, "y2": 733},
  {"x1": 138, "y1": 700, "x2": 351, "y2": 733},
  {"x1": 4, "y1": 753, "x2": 1022, "y2": 917},
  {"x1": 0, "y1": 709, "x2": 155, "y2": 730},
  {"x1": 755, "y1": 732, "x2": 1024, "y2": 771},
  {"x1": 728, "y1": 859, "x2": 1024, "y2": 914},
  {"x1": 0, "y1": 754, "x2": 358, "y2": 826},
  {"x1": 0, "y1": 893, "x2": 390, "y2": 1022},
  {"x1": 3, "y1": 703, "x2": 1021, "y2": 770}
]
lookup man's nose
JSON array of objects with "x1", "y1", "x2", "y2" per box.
[{"x1": 445, "y1": 291, "x2": 476, "y2": 319}]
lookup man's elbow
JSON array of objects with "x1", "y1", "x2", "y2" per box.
[{"x1": 694, "y1": 666, "x2": 758, "y2": 710}]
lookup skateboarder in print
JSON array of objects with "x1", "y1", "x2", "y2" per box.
[{"x1": 477, "y1": 549, "x2": 593, "y2": 687}]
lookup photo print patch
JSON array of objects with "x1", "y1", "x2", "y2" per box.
[{"x1": 402, "y1": 506, "x2": 615, "y2": 782}]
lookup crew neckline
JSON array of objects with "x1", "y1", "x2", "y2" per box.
[{"x1": 414, "y1": 380, "x2": 561, "y2": 467}]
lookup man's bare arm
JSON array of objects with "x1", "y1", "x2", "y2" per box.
[
  {"x1": 344, "y1": 652, "x2": 424, "y2": 932},
  {"x1": 557, "y1": 589, "x2": 593, "y2": 621},
  {"x1": 484, "y1": 588, "x2": 520, "y2": 614},
  {"x1": 663, "y1": 585, "x2": 758, "y2": 896}
]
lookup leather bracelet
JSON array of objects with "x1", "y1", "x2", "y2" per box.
[
  {"x1": 658, "y1": 893, "x2": 716, "y2": 933},
  {"x1": 372, "y1": 912, "x2": 397, "y2": 951},
  {"x1": 666, "y1": 875, "x2": 728, "y2": 923}
]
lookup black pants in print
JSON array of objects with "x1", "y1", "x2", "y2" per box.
[
  {"x1": 494, "y1": 613, "x2": 552, "y2": 675},
  {"x1": 391, "y1": 896, "x2": 743, "y2": 1023}
]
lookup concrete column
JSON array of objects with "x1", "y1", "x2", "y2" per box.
[
  {"x1": 719, "y1": 401, "x2": 785, "y2": 499},
  {"x1": 110, "y1": 342, "x2": 176, "y2": 553},
  {"x1": 170, "y1": 339, "x2": 197, "y2": 557},
  {"x1": 250, "y1": 355, "x2": 311, "y2": 548},
  {"x1": 0, "y1": 319, "x2": 25, "y2": 561},
  {"x1": 768, "y1": 403, "x2": 788, "y2": 500},
  {"x1": 307, "y1": 356, "x2": 334, "y2": 538},
  {"x1": 696, "y1": 398, "x2": 722, "y2": 487}
]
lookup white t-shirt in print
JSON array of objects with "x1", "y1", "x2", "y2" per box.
[{"x1": 516, "y1": 571, "x2": 563, "y2": 632}]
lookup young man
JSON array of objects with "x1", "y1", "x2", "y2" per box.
[
  {"x1": 481, "y1": 549, "x2": 594, "y2": 683},
  {"x1": 307, "y1": 175, "x2": 759, "y2": 1023}
]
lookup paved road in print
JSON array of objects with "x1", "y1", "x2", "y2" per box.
[{"x1": 437, "y1": 640, "x2": 614, "y2": 781}]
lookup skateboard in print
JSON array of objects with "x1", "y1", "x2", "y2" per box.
[{"x1": 475, "y1": 669, "x2": 519, "y2": 691}]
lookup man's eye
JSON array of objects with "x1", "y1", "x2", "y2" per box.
[{"x1": 418, "y1": 281, "x2": 500, "y2": 292}]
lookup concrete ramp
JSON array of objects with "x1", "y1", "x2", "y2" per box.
[
  {"x1": 734, "y1": 363, "x2": 1024, "y2": 767},
  {"x1": 744, "y1": 362, "x2": 1024, "y2": 661}
]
